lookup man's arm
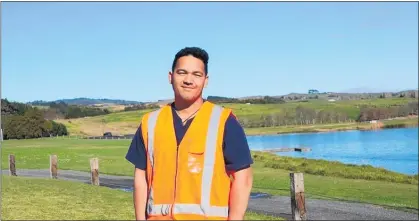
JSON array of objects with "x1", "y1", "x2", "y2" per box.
[
  {"x1": 134, "y1": 168, "x2": 147, "y2": 220},
  {"x1": 223, "y1": 113, "x2": 254, "y2": 220},
  {"x1": 125, "y1": 126, "x2": 148, "y2": 220},
  {"x1": 228, "y1": 167, "x2": 253, "y2": 220}
]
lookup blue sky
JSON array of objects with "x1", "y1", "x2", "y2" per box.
[{"x1": 1, "y1": 2, "x2": 418, "y2": 103}]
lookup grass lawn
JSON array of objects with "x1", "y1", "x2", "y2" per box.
[
  {"x1": 1, "y1": 139, "x2": 418, "y2": 212},
  {"x1": 1, "y1": 175, "x2": 282, "y2": 220}
]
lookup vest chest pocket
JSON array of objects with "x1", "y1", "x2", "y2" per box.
[{"x1": 186, "y1": 145, "x2": 205, "y2": 175}]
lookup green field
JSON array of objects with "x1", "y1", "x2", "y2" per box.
[
  {"x1": 1, "y1": 175, "x2": 281, "y2": 220},
  {"x1": 2, "y1": 139, "x2": 418, "y2": 212},
  {"x1": 55, "y1": 98, "x2": 417, "y2": 136}
]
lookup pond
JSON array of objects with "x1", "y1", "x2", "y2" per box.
[{"x1": 247, "y1": 127, "x2": 418, "y2": 175}]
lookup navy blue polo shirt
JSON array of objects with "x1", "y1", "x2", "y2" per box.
[{"x1": 125, "y1": 104, "x2": 254, "y2": 172}]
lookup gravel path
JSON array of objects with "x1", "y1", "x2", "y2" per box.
[{"x1": 2, "y1": 169, "x2": 418, "y2": 220}]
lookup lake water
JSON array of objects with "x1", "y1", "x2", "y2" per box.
[{"x1": 246, "y1": 127, "x2": 418, "y2": 175}]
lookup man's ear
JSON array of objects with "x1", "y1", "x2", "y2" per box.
[
  {"x1": 204, "y1": 74, "x2": 209, "y2": 88},
  {"x1": 168, "y1": 71, "x2": 173, "y2": 84}
]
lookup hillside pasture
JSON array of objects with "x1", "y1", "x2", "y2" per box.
[
  {"x1": 56, "y1": 98, "x2": 417, "y2": 136},
  {"x1": 55, "y1": 109, "x2": 153, "y2": 136}
]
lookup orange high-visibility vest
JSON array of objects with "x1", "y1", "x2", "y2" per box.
[{"x1": 140, "y1": 101, "x2": 233, "y2": 220}]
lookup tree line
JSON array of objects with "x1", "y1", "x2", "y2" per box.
[
  {"x1": 1, "y1": 99, "x2": 68, "y2": 140},
  {"x1": 124, "y1": 103, "x2": 160, "y2": 111},
  {"x1": 357, "y1": 101, "x2": 418, "y2": 121},
  {"x1": 207, "y1": 96, "x2": 285, "y2": 104},
  {"x1": 237, "y1": 107, "x2": 352, "y2": 128},
  {"x1": 2, "y1": 99, "x2": 111, "y2": 120},
  {"x1": 45, "y1": 102, "x2": 110, "y2": 119}
]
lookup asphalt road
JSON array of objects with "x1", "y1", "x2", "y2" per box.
[{"x1": 2, "y1": 169, "x2": 418, "y2": 220}]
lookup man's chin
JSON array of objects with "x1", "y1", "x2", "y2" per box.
[{"x1": 179, "y1": 95, "x2": 200, "y2": 102}]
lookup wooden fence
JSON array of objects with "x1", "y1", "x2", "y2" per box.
[
  {"x1": 8, "y1": 154, "x2": 101, "y2": 186},
  {"x1": 8, "y1": 153, "x2": 307, "y2": 220}
]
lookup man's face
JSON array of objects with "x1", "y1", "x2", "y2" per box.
[{"x1": 169, "y1": 55, "x2": 208, "y2": 102}]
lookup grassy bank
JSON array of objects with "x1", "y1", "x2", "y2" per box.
[
  {"x1": 1, "y1": 175, "x2": 281, "y2": 220},
  {"x1": 1, "y1": 139, "x2": 417, "y2": 211},
  {"x1": 55, "y1": 98, "x2": 417, "y2": 136},
  {"x1": 253, "y1": 152, "x2": 418, "y2": 184},
  {"x1": 382, "y1": 117, "x2": 419, "y2": 128}
]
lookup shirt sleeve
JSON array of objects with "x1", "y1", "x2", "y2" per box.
[
  {"x1": 125, "y1": 125, "x2": 147, "y2": 170},
  {"x1": 223, "y1": 113, "x2": 254, "y2": 172}
]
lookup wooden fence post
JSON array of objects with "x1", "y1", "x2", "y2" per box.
[
  {"x1": 290, "y1": 173, "x2": 307, "y2": 220},
  {"x1": 90, "y1": 158, "x2": 99, "y2": 186},
  {"x1": 9, "y1": 154, "x2": 17, "y2": 176},
  {"x1": 50, "y1": 155, "x2": 58, "y2": 179}
]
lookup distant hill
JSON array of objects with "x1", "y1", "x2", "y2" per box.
[
  {"x1": 237, "y1": 89, "x2": 418, "y2": 101},
  {"x1": 28, "y1": 98, "x2": 142, "y2": 106},
  {"x1": 338, "y1": 87, "x2": 411, "y2": 94},
  {"x1": 24, "y1": 88, "x2": 418, "y2": 107}
]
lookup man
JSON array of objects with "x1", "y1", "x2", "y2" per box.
[{"x1": 125, "y1": 47, "x2": 253, "y2": 220}]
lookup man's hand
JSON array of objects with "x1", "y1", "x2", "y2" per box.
[
  {"x1": 133, "y1": 168, "x2": 148, "y2": 220},
  {"x1": 227, "y1": 166, "x2": 253, "y2": 220}
]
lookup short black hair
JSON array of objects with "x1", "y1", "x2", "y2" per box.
[{"x1": 171, "y1": 47, "x2": 209, "y2": 74}]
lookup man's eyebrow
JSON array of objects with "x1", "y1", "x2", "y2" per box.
[
  {"x1": 176, "y1": 69, "x2": 203, "y2": 75},
  {"x1": 176, "y1": 69, "x2": 187, "y2": 72}
]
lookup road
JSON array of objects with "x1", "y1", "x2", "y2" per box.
[{"x1": 2, "y1": 169, "x2": 418, "y2": 220}]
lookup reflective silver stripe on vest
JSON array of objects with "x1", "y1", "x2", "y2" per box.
[
  {"x1": 148, "y1": 204, "x2": 171, "y2": 216},
  {"x1": 147, "y1": 109, "x2": 161, "y2": 168},
  {"x1": 146, "y1": 105, "x2": 228, "y2": 218},
  {"x1": 149, "y1": 204, "x2": 228, "y2": 217},
  {"x1": 146, "y1": 108, "x2": 162, "y2": 216},
  {"x1": 201, "y1": 105, "x2": 223, "y2": 215}
]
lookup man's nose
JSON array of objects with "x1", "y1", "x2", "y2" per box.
[
  {"x1": 183, "y1": 81, "x2": 193, "y2": 86},
  {"x1": 183, "y1": 74, "x2": 193, "y2": 85}
]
